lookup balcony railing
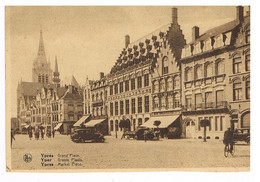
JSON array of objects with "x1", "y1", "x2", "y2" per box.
[{"x1": 183, "y1": 101, "x2": 230, "y2": 111}]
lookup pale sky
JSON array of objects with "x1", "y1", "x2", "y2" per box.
[{"x1": 5, "y1": 6, "x2": 249, "y2": 117}]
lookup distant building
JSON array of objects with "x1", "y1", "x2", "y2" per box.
[{"x1": 180, "y1": 6, "x2": 250, "y2": 139}]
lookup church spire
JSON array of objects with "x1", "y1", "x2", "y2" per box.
[
  {"x1": 53, "y1": 56, "x2": 60, "y2": 87},
  {"x1": 37, "y1": 30, "x2": 47, "y2": 62}
]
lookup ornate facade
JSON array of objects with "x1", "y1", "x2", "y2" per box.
[{"x1": 180, "y1": 6, "x2": 250, "y2": 139}]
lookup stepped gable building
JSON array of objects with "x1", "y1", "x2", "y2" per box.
[
  {"x1": 141, "y1": 8, "x2": 186, "y2": 138},
  {"x1": 106, "y1": 8, "x2": 186, "y2": 136},
  {"x1": 180, "y1": 6, "x2": 250, "y2": 140}
]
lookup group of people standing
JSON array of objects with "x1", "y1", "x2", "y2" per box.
[{"x1": 28, "y1": 126, "x2": 55, "y2": 140}]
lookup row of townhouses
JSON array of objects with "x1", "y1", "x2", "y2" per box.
[{"x1": 17, "y1": 6, "x2": 250, "y2": 140}]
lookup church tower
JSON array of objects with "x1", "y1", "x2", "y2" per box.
[
  {"x1": 53, "y1": 56, "x2": 60, "y2": 87},
  {"x1": 32, "y1": 30, "x2": 53, "y2": 83}
]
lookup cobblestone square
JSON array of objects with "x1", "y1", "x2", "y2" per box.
[{"x1": 10, "y1": 134, "x2": 250, "y2": 171}]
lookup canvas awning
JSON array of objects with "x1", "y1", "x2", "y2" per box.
[
  {"x1": 24, "y1": 124, "x2": 31, "y2": 129},
  {"x1": 84, "y1": 118, "x2": 106, "y2": 127},
  {"x1": 73, "y1": 115, "x2": 90, "y2": 127},
  {"x1": 54, "y1": 123, "x2": 63, "y2": 130},
  {"x1": 141, "y1": 115, "x2": 180, "y2": 128}
]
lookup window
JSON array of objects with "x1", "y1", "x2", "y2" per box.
[
  {"x1": 204, "y1": 39, "x2": 211, "y2": 51},
  {"x1": 209, "y1": 117, "x2": 213, "y2": 131},
  {"x1": 114, "y1": 84, "x2": 118, "y2": 94},
  {"x1": 38, "y1": 75, "x2": 41, "y2": 82},
  {"x1": 131, "y1": 98, "x2": 136, "y2": 114},
  {"x1": 110, "y1": 120, "x2": 114, "y2": 131},
  {"x1": 126, "y1": 100, "x2": 130, "y2": 114},
  {"x1": 246, "y1": 77, "x2": 250, "y2": 100},
  {"x1": 137, "y1": 76, "x2": 142, "y2": 88},
  {"x1": 195, "y1": 93, "x2": 202, "y2": 108},
  {"x1": 216, "y1": 60, "x2": 225, "y2": 75},
  {"x1": 195, "y1": 65, "x2": 202, "y2": 79},
  {"x1": 153, "y1": 81, "x2": 159, "y2": 92},
  {"x1": 110, "y1": 85, "x2": 113, "y2": 95},
  {"x1": 115, "y1": 120, "x2": 119, "y2": 131},
  {"x1": 233, "y1": 56, "x2": 242, "y2": 74},
  {"x1": 125, "y1": 80, "x2": 129, "y2": 91},
  {"x1": 46, "y1": 75, "x2": 49, "y2": 83},
  {"x1": 120, "y1": 82, "x2": 124, "y2": 93},
  {"x1": 216, "y1": 90, "x2": 224, "y2": 105},
  {"x1": 185, "y1": 68, "x2": 192, "y2": 81},
  {"x1": 167, "y1": 96, "x2": 173, "y2": 109},
  {"x1": 120, "y1": 101, "x2": 124, "y2": 115},
  {"x1": 138, "y1": 97, "x2": 142, "y2": 113},
  {"x1": 115, "y1": 102, "x2": 118, "y2": 115},
  {"x1": 205, "y1": 92, "x2": 212, "y2": 108},
  {"x1": 96, "y1": 93, "x2": 99, "y2": 101},
  {"x1": 245, "y1": 25, "x2": 250, "y2": 43},
  {"x1": 233, "y1": 80, "x2": 242, "y2": 101},
  {"x1": 245, "y1": 53, "x2": 250, "y2": 71},
  {"x1": 131, "y1": 78, "x2": 135, "y2": 90},
  {"x1": 154, "y1": 97, "x2": 159, "y2": 109},
  {"x1": 173, "y1": 76, "x2": 180, "y2": 89},
  {"x1": 205, "y1": 63, "x2": 213, "y2": 77},
  {"x1": 173, "y1": 93, "x2": 180, "y2": 108},
  {"x1": 220, "y1": 116, "x2": 224, "y2": 131},
  {"x1": 145, "y1": 96, "x2": 149, "y2": 113},
  {"x1": 160, "y1": 79, "x2": 165, "y2": 92},
  {"x1": 161, "y1": 96, "x2": 166, "y2": 107},
  {"x1": 185, "y1": 95, "x2": 192, "y2": 108},
  {"x1": 167, "y1": 77, "x2": 173, "y2": 91},
  {"x1": 215, "y1": 116, "x2": 218, "y2": 131},
  {"x1": 162, "y1": 57, "x2": 169, "y2": 74},
  {"x1": 138, "y1": 118, "x2": 142, "y2": 127},
  {"x1": 144, "y1": 74, "x2": 149, "y2": 87}
]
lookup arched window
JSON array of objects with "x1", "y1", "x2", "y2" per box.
[
  {"x1": 194, "y1": 65, "x2": 202, "y2": 79},
  {"x1": 216, "y1": 60, "x2": 225, "y2": 75},
  {"x1": 160, "y1": 79, "x2": 165, "y2": 92},
  {"x1": 166, "y1": 77, "x2": 173, "y2": 91},
  {"x1": 154, "y1": 96, "x2": 159, "y2": 109},
  {"x1": 185, "y1": 68, "x2": 192, "y2": 81},
  {"x1": 233, "y1": 79, "x2": 242, "y2": 101},
  {"x1": 162, "y1": 57, "x2": 169, "y2": 75},
  {"x1": 110, "y1": 120, "x2": 114, "y2": 131},
  {"x1": 246, "y1": 77, "x2": 250, "y2": 100},
  {"x1": 173, "y1": 75, "x2": 180, "y2": 89},
  {"x1": 96, "y1": 93, "x2": 99, "y2": 101},
  {"x1": 205, "y1": 62, "x2": 213, "y2": 77}
]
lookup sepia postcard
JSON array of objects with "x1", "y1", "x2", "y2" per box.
[{"x1": 5, "y1": 6, "x2": 250, "y2": 172}]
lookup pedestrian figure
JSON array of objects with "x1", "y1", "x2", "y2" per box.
[
  {"x1": 35, "y1": 129, "x2": 39, "y2": 140},
  {"x1": 52, "y1": 130, "x2": 55, "y2": 138},
  {"x1": 41, "y1": 129, "x2": 45, "y2": 140},
  {"x1": 223, "y1": 127, "x2": 234, "y2": 152},
  {"x1": 28, "y1": 128, "x2": 33, "y2": 140},
  {"x1": 11, "y1": 129, "x2": 15, "y2": 148}
]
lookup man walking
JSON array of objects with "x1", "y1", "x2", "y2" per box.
[{"x1": 223, "y1": 127, "x2": 234, "y2": 152}]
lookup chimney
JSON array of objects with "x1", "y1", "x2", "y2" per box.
[
  {"x1": 192, "y1": 26, "x2": 200, "y2": 41},
  {"x1": 125, "y1": 35, "x2": 130, "y2": 48},
  {"x1": 236, "y1": 6, "x2": 244, "y2": 23},
  {"x1": 172, "y1": 8, "x2": 178, "y2": 23},
  {"x1": 100, "y1": 72, "x2": 104, "y2": 79}
]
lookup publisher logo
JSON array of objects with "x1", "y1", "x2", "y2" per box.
[{"x1": 23, "y1": 153, "x2": 32, "y2": 163}]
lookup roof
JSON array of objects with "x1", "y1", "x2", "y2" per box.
[
  {"x1": 18, "y1": 82, "x2": 45, "y2": 96},
  {"x1": 60, "y1": 75, "x2": 80, "y2": 88},
  {"x1": 189, "y1": 19, "x2": 239, "y2": 45},
  {"x1": 63, "y1": 92, "x2": 83, "y2": 100},
  {"x1": 110, "y1": 22, "x2": 185, "y2": 74},
  {"x1": 56, "y1": 87, "x2": 67, "y2": 98}
]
